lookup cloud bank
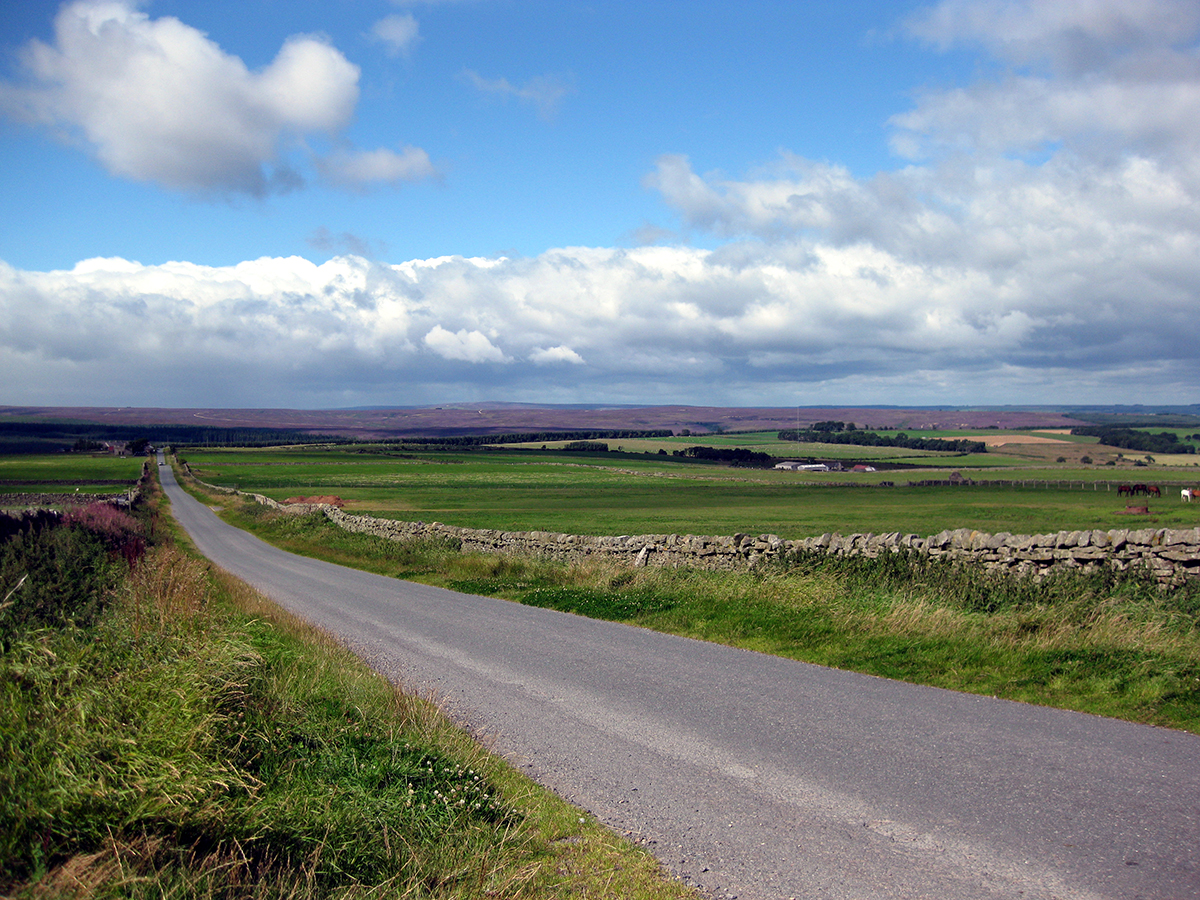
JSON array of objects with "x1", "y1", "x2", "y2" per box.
[{"x1": 2, "y1": 0, "x2": 1198, "y2": 408}]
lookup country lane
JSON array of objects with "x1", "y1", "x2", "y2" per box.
[{"x1": 159, "y1": 457, "x2": 1200, "y2": 900}]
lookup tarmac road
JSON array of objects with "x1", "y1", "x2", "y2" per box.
[{"x1": 160, "y1": 459, "x2": 1200, "y2": 900}]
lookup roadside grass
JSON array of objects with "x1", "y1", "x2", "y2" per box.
[
  {"x1": 1, "y1": 485, "x2": 699, "y2": 898},
  {"x1": 199, "y1": 488, "x2": 1200, "y2": 734},
  {"x1": 450, "y1": 555, "x2": 1200, "y2": 733}
]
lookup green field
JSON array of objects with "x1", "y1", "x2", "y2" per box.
[
  {"x1": 0, "y1": 453, "x2": 143, "y2": 501},
  {"x1": 507, "y1": 429, "x2": 994, "y2": 461},
  {"x1": 0, "y1": 454, "x2": 144, "y2": 481},
  {"x1": 181, "y1": 444, "x2": 1200, "y2": 539}
]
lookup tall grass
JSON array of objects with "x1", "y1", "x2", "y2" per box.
[{"x1": 2, "y1": 497, "x2": 699, "y2": 899}]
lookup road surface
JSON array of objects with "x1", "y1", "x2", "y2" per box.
[{"x1": 159, "y1": 459, "x2": 1200, "y2": 899}]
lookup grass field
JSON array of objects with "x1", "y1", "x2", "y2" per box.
[
  {"x1": 0, "y1": 454, "x2": 144, "y2": 503},
  {"x1": 180, "y1": 443, "x2": 1200, "y2": 539},
  {"x1": 504, "y1": 429, "x2": 1019, "y2": 461},
  {"x1": 0, "y1": 453, "x2": 143, "y2": 483}
]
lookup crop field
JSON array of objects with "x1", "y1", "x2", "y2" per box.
[
  {"x1": 507, "y1": 430, "x2": 992, "y2": 460},
  {"x1": 501, "y1": 426, "x2": 1200, "y2": 469},
  {"x1": 181, "y1": 443, "x2": 1200, "y2": 539},
  {"x1": 0, "y1": 453, "x2": 143, "y2": 498}
]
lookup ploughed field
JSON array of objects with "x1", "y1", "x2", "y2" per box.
[{"x1": 180, "y1": 434, "x2": 1200, "y2": 539}]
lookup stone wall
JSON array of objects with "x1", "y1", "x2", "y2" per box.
[
  {"x1": 207, "y1": 481, "x2": 1200, "y2": 584},
  {"x1": 319, "y1": 505, "x2": 1200, "y2": 584},
  {"x1": 0, "y1": 489, "x2": 138, "y2": 510},
  {"x1": 1, "y1": 461, "x2": 151, "y2": 512}
]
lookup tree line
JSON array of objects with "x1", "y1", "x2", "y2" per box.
[
  {"x1": 777, "y1": 429, "x2": 987, "y2": 454},
  {"x1": 1069, "y1": 426, "x2": 1196, "y2": 454},
  {"x1": 674, "y1": 446, "x2": 774, "y2": 466},
  {"x1": 0, "y1": 421, "x2": 332, "y2": 452}
]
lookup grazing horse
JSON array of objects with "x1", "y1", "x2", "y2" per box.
[
  {"x1": 1118, "y1": 484, "x2": 1133, "y2": 496},
  {"x1": 1147, "y1": 485, "x2": 1161, "y2": 498},
  {"x1": 1184, "y1": 488, "x2": 1195, "y2": 502}
]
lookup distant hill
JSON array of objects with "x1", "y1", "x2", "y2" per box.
[{"x1": 0, "y1": 403, "x2": 1102, "y2": 448}]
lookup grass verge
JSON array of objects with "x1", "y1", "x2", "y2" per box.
[
  {"x1": 1, "y1": 486, "x2": 699, "y2": 898},
  {"x1": 206, "y1": 487, "x2": 1200, "y2": 734}
]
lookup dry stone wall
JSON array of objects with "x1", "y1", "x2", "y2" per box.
[
  {"x1": 210, "y1": 482, "x2": 1200, "y2": 584},
  {"x1": 1, "y1": 461, "x2": 151, "y2": 512},
  {"x1": 0, "y1": 488, "x2": 139, "y2": 510}
]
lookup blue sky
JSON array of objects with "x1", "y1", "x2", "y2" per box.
[{"x1": 1, "y1": 0, "x2": 1198, "y2": 409}]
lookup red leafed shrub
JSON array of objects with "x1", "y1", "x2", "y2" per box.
[{"x1": 63, "y1": 502, "x2": 146, "y2": 568}]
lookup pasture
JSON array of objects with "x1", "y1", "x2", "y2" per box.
[
  {"x1": 181, "y1": 443, "x2": 1200, "y2": 539},
  {"x1": 0, "y1": 453, "x2": 143, "y2": 500},
  {"x1": 503, "y1": 426, "x2": 1200, "y2": 469}
]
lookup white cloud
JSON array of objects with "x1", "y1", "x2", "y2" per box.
[
  {"x1": 2, "y1": 0, "x2": 1198, "y2": 408},
  {"x1": 531, "y1": 345, "x2": 585, "y2": 365},
  {"x1": 318, "y1": 145, "x2": 437, "y2": 188},
  {"x1": 634, "y1": 0, "x2": 1200, "y2": 405},
  {"x1": 903, "y1": 0, "x2": 1200, "y2": 71},
  {"x1": 0, "y1": 0, "x2": 431, "y2": 196},
  {"x1": 644, "y1": 153, "x2": 879, "y2": 240},
  {"x1": 370, "y1": 13, "x2": 420, "y2": 57},
  {"x1": 424, "y1": 325, "x2": 509, "y2": 363},
  {"x1": 893, "y1": 0, "x2": 1200, "y2": 161},
  {"x1": 3, "y1": 230, "x2": 1197, "y2": 407},
  {"x1": 460, "y1": 69, "x2": 575, "y2": 120}
]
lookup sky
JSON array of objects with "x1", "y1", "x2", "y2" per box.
[{"x1": 1, "y1": 0, "x2": 1198, "y2": 410}]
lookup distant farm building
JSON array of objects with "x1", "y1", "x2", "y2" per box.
[{"x1": 774, "y1": 461, "x2": 829, "y2": 472}]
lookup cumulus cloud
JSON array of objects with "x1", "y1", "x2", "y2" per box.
[
  {"x1": 531, "y1": 345, "x2": 585, "y2": 365},
  {"x1": 3, "y1": 231, "x2": 1197, "y2": 407},
  {"x1": 2, "y1": 0, "x2": 1198, "y2": 408},
  {"x1": 424, "y1": 325, "x2": 509, "y2": 363},
  {"x1": 0, "y1": 0, "x2": 432, "y2": 195},
  {"x1": 460, "y1": 69, "x2": 575, "y2": 120},
  {"x1": 893, "y1": 0, "x2": 1200, "y2": 161},
  {"x1": 631, "y1": 0, "x2": 1200, "y2": 404}
]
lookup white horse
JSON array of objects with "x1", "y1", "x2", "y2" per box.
[{"x1": 1184, "y1": 488, "x2": 1195, "y2": 502}]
